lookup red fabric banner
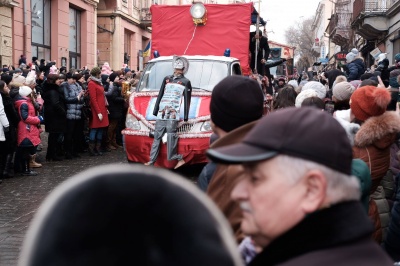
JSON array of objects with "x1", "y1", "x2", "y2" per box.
[{"x1": 150, "y1": 3, "x2": 252, "y2": 69}]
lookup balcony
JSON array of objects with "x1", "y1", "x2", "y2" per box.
[
  {"x1": 0, "y1": 0, "x2": 19, "y2": 7},
  {"x1": 328, "y1": 12, "x2": 352, "y2": 48},
  {"x1": 351, "y1": 0, "x2": 389, "y2": 40},
  {"x1": 140, "y1": 7, "x2": 152, "y2": 26}
]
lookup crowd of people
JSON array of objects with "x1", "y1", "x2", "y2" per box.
[
  {"x1": 5, "y1": 48, "x2": 400, "y2": 264},
  {"x1": 198, "y1": 49, "x2": 400, "y2": 264},
  {"x1": 0, "y1": 58, "x2": 139, "y2": 181}
]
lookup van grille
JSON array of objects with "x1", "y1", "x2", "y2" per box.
[{"x1": 177, "y1": 123, "x2": 194, "y2": 133}]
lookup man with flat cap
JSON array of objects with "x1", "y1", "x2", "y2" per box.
[
  {"x1": 145, "y1": 56, "x2": 192, "y2": 169},
  {"x1": 207, "y1": 107, "x2": 393, "y2": 265}
]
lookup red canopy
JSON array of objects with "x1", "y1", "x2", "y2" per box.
[{"x1": 150, "y1": 3, "x2": 252, "y2": 69}]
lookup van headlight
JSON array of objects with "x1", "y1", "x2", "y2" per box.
[
  {"x1": 200, "y1": 121, "x2": 212, "y2": 132},
  {"x1": 126, "y1": 114, "x2": 141, "y2": 130}
]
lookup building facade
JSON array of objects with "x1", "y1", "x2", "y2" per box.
[
  {"x1": 311, "y1": 0, "x2": 334, "y2": 64},
  {"x1": 13, "y1": 0, "x2": 98, "y2": 69},
  {"x1": 97, "y1": 0, "x2": 151, "y2": 71}
]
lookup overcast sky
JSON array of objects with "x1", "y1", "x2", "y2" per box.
[{"x1": 255, "y1": 0, "x2": 322, "y2": 44}]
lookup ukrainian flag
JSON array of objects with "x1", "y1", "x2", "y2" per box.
[{"x1": 143, "y1": 41, "x2": 151, "y2": 57}]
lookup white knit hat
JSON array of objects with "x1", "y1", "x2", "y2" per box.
[
  {"x1": 346, "y1": 52, "x2": 356, "y2": 63},
  {"x1": 288, "y1": 80, "x2": 298, "y2": 89},
  {"x1": 19, "y1": 86, "x2": 32, "y2": 97},
  {"x1": 301, "y1": 81, "x2": 326, "y2": 99},
  {"x1": 295, "y1": 89, "x2": 318, "y2": 107},
  {"x1": 332, "y1": 82, "x2": 355, "y2": 101}
]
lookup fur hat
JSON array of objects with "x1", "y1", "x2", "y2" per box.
[
  {"x1": 210, "y1": 76, "x2": 264, "y2": 132},
  {"x1": 19, "y1": 85, "x2": 32, "y2": 97},
  {"x1": 333, "y1": 82, "x2": 355, "y2": 101},
  {"x1": 301, "y1": 81, "x2": 326, "y2": 99},
  {"x1": 13, "y1": 73, "x2": 26, "y2": 84},
  {"x1": 350, "y1": 85, "x2": 391, "y2": 121},
  {"x1": 90, "y1": 67, "x2": 101, "y2": 76},
  {"x1": 295, "y1": 89, "x2": 318, "y2": 107},
  {"x1": 346, "y1": 52, "x2": 357, "y2": 63}
]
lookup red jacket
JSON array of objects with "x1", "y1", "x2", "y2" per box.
[
  {"x1": 88, "y1": 79, "x2": 109, "y2": 128},
  {"x1": 14, "y1": 96, "x2": 41, "y2": 146}
]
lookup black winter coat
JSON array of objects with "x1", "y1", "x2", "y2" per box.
[
  {"x1": 384, "y1": 175, "x2": 400, "y2": 261},
  {"x1": 249, "y1": 33, "x2": 270, "y2": 75},
  {"x1": 106, "y1": 85, "x2": 125, "y2": 120},
  {"x1": 42, "y1": 82, "x2": 67, "y2": 133},
  {"x1": 249, "y1": 201, "x2": 393, "y2": 266},
  {"x1": 0, "y1": 91, "x2": 19, "y2": 152}
]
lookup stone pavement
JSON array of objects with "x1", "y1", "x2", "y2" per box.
[{"x1": 0, "y1": 142, "x2": 127, "y2": 265}]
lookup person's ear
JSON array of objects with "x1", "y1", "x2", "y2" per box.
[{"x1": 300, "y1": 170, "x2": 326, "y2": 213}]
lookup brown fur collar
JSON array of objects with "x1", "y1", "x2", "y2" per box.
[{"x1": 354, "y1": 111, "x2": 400, "y2": 147}]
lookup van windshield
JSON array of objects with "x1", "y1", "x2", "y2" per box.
[{"x1": 138, "y1": 60, "x2": 229, "y2": 92}]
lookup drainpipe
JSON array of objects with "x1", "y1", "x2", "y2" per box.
[{"x1": 23, "y1": 0, "x2": 28, "y2": 57}]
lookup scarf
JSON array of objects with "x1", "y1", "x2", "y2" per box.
[{"x1": 90, "y1": 76, "x2": 102, "y2": 84}]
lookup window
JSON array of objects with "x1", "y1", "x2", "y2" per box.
[
  {"x1": 138, "y1": 60, "x2": 229, "y2": 92},
  {"x1": 124, "y1": 30, "x2": 132, "y2": 65},
  {"x1": 69, "y1": 8, "x2": 81, "y2": 70},
  {"x1": 31, "y1": 0, "x2": 51, "y2": 61}
]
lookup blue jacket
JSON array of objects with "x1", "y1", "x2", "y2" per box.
[
  {"x1": 62, "y1": 82, "x2": 84, "y2": 120},
  {"x1": 346, "y1": 58, "x2": 365, "y2": 81}
]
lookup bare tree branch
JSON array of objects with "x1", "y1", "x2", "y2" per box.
[{"x1": 284, "y1": 17, "x2": 315, "y2": 72}]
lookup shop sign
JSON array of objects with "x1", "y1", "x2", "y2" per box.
[{"x1": 334, "y1": 52, "x2": 347, "y2": 61}]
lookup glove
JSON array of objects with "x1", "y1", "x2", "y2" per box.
[
  {"x1": 98, "y1": 113, "x2": 103, "y2": 121},
  {"x1": 282, "y1": 58, "x2": 287, "y2": 62},
  {"x1": 3, "y1": 127, "x2": 10, "y2": 140}
]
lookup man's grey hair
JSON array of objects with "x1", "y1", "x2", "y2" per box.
[{"x1": 273, "y1": 155, "x2": 361, "y2": 204}]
